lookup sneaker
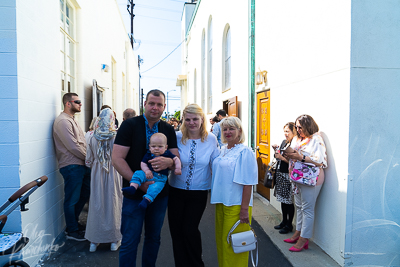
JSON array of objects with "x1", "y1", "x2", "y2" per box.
[
  {"x1": 110, "y1": 241, "x2": 121, "y2": 251},
  {"x1": 64, "y1": 223, "x2": 86, "y2": 235},
  {"x1": 66, "y1": 231, "x2": 86, "y2": 241},
  {"x1": 89, "y1": 243, "x2": 99, "y2": 252},
  {"x1": 78, "y1": 223, "x2": 86, "y2": 232}
]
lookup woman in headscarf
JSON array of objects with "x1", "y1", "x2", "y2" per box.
[{"x1": 85, "y1": 108, "x2": 123, "y2": 252}]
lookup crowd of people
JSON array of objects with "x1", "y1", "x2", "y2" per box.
[{"x1": 52, "y1": 90, "x2": 327, "y2": 266}]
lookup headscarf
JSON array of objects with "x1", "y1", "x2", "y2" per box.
[{"x1": 93, "y1": 108, "x2": 116, "y2": 172}]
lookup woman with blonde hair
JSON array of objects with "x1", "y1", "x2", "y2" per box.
[
  {"x1": 85, "y1": 117, "x2": 98, "y2": 145},
  {"x1": 168, "y1": 103, "x2": 220, "y2": 267},
  {"x1": 211, "y1": 117, "x2": 258, "y2": 267}
]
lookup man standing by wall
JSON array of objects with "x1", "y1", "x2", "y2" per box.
[
  {"x1": 53, "y1": 93, "x2": 90, "y2": 241},
  {"x1": 212, "y1": 109, "x2": 227, "y2": 147},
  {"x1": 112, "y1": 89, "x2": 178, "y2": 267}
]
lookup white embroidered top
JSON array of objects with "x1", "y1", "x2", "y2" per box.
[
  {"x1": 169, "y1": 131, "x2": 220, "y2": 190},
  {"x1": 210, "y1": 144, "x2": 258, "y2": 206}
]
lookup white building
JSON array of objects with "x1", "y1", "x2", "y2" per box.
[
  {"x1": 0, "y1": 0, "x2": 139, "y2": 265},
  {"x1": 177, "y1": 0, "x2": 400, "y2": 266}
]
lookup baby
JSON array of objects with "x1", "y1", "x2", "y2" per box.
[{"x1": 122, "y1": 133, "x2": 181, "y2": 209}]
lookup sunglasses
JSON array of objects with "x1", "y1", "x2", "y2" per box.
[
  {"x1": 295, "y1": 125, "x2": 302, "y2": 129},
  {"x1": 69, "y1": 100, "x2": 81, "y2": 104}
]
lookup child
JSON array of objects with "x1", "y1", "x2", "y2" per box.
[{"x1": 122, "y1": 133, "x2": 181, "y2": 209}]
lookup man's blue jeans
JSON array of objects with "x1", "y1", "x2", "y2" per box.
[
  {"x1": 59, "y1": 164, "x2": 91, "y2": 233},
  {"x1": 119, "y1": 195, "x2": 168, "y2": 267}
]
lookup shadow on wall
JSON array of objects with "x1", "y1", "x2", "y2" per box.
[{"x1": 313, "y1": 132, "x2": 343, "y2": 263}]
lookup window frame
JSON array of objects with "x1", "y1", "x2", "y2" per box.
[
  {"x1": 201, "y1": 30, "x2": 206, "y2": 110},
  {"x1": 60, "y1": 0, "x2": 76, "y2": 99},
  {"x1": 223, "y1": 25, "x2": 231, "y2": 92},
  {"x1": 207, "y1": 18, "x2": 213, "y2": 114}
]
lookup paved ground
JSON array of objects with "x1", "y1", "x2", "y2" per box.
[{"x1": 42, "y1": 193, "x2": 292, "y2": 267}]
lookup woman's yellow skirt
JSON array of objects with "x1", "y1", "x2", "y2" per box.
[{"x1": 215, "y1": 204, "x2": 253, "y2": 267}]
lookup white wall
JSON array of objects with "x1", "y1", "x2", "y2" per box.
[
  {"x1": 179, "y1": 0, "x2": 400, "y2": 265},
  {"x1": 0, "y1": 0, "x2": 139, "y2": 265},
  {"x1": 15, "y1": 0, "x2": 63, "y2": 264},
  {"x1": 346, "y1": 1, "x2": 400, "y2": 266},
  {"x1": 75, "y1": 0, "x2": 139, "y2": 128},
  {"x1": 183, "y1": 0, "x2": 352, "y2": 265},
  {"x1": 255, "y1": 1, "x2": 351, "y2": 265},
  {"x1": 184, "y1": 0, "x2": 250, "y2": 133}
]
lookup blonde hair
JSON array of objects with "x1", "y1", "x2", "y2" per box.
[
  {"x1": 180, "y1": 104, "x2": 208, "y2": 145},
  {"x1": 89, "y1": 117, "x2": 98, "y2": 131},
  {"x1": 220, "y1": 117, "x2": 245, "y2": 144}
]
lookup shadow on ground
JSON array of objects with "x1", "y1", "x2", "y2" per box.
[{"x1": 43, "y1": 195, "x2": 292, "y2": 267}]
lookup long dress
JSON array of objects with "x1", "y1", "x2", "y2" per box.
[{"x1": 84, "y1": 135, "x2": 123, "y2": 243}]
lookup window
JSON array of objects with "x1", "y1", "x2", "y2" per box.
[
  {"x1": 201, "y1": 30, "x2": 206, "y2": 110},
  {"x1": 194, "y1": 69, "x2": 197, "y2": 103},
  {"x1": 122, "y1": 72, "x2": 126, "y2": 110},
  {"x1": 60, "y1": 0, "x2": 76, "y2": 98},
  {"x1": 224, "y1": 26, "x2": 231, "y2": 91},
  {"x1": 111, "y1": 58, "x2": 117, "y2": 109},
  {"x1": 207, "y1": 19, "x2": 213, "y2": 114}
]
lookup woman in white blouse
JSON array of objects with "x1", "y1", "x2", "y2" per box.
[
  {"x1": 168, "y1": 104, "x2": 220, "y2": 267},
  {"x1": 284, "y1": 114, "x2": 327, "y2": 252},
  {"x1": 210, "y1": 117, "x2": 258, "y2": 267}
]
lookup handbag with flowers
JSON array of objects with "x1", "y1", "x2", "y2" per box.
[{"x1": 290, "y1": 161, "x2": 320, "y2": 186}]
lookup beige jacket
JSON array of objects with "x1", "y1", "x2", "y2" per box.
[{"x1": 53, "y1": 112, "x2": 87, "y2": 168}]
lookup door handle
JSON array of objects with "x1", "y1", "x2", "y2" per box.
[{"x1": 256, "y1": 146, "x2": 268, "y2": 157}]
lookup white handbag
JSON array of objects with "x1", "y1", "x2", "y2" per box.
[{"x1": 227, "y1": 220, "x2": 258, "y2": 267}]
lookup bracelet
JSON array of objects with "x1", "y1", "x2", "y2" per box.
[{"x1": 301, "y1": 155, "x2": 306, "y2": 162}]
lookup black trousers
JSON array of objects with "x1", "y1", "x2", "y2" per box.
[{"x1": 168, "y1": 187, "x2": 208, "y2": 267}]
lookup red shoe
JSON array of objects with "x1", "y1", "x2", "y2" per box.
[
  {"x1": 283, "y1": 236, "x2": 299, "y2": 243},
  {"x1": 289, "y1": 240, "x2": 309, "y2": 252}
]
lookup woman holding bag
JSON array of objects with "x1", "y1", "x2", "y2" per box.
[
  {"x1": 283, "y1": 114, "x2": 327, "y2": 252},
  {"x1": 211, "y1": 117, "x2": 258, "y2": 267},
  {"x1": 272, "y1": 122, "x2": 296, "y2": 234}
]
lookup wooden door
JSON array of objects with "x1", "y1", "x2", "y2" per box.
[
  {"x1": 227, "y1": 96, "x2": 238, "y2": 117},
  {"x1": 256, "y1": 90, "x2": 270, "y2": 200}
]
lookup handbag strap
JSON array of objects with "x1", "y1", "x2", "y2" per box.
[
  {"x1": 250, "y1": 241, "x2": 258, "y2": 267},
  {"x1": 227, "y1": 220, "x2": 258, "y2": 267},
  {"x1": 227, "y1": 220, "x2": 250, "y2": 244}
]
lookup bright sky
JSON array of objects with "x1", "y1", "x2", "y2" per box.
[{"x1": 117, "y1": 0, "x2": 186, "y2": 116}]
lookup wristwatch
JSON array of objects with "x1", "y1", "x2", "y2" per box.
[{"x1": 301, "y1": 155, "x2": 306, "y2": 162}]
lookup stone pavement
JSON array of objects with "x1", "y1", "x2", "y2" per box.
[{"x1": 42, "y1": 193, "x2": 339, "y2": 267}]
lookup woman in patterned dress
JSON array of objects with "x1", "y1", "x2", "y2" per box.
[
  {"x1": 272, "y1": 122, "x2": 297, "y2": 234},
  {"x1": 168, "y1": 104, "x2": 220, "y2": 267}
]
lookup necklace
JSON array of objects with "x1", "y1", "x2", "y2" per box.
[{"x1": 223, "y1": 143, "x2": 240, "y2": 157}]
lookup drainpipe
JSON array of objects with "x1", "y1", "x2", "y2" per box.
[{"x1": 248, "y1": 0, "x2": 255, "y2": 149}]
